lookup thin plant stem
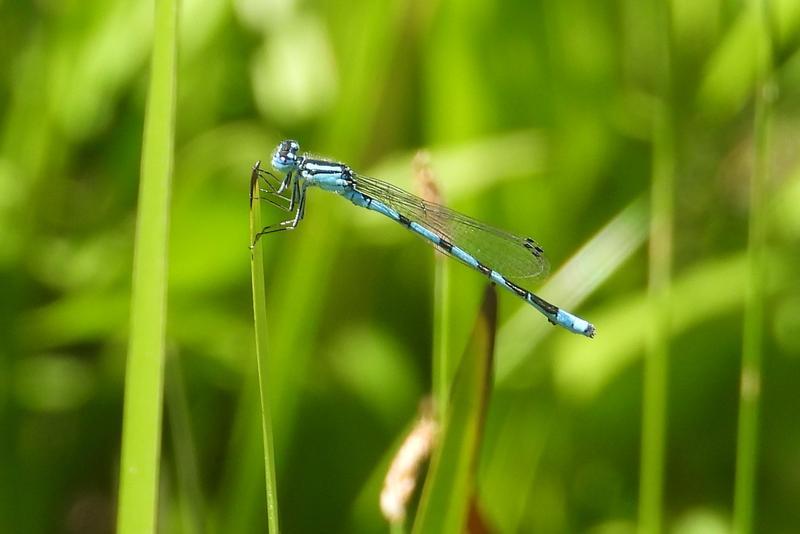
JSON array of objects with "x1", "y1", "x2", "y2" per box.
[
  {"x1": 116, "y1": 0, "x2": 178, "y2": 532},
  {"x1": 639, "y1": 1, "x2": 674, "y2": 532},
  {"x1": 734, "y1": 2, "x2": 773, "y2": 532},
  {"x1": 413, "y1": 152, "x2": 451, "y2": 418},
  {"x1": 413, "y1": 286, "x2": 497, "y2": 534},
  {"x1": 432, "y1": 256, "x2": 451, "y2": 417},
  {"x1": 249, "y1": 164, "x2": 281, "y2": 533},
  {"x1": 165, "y1": 353, "x2": 205, "y2": 534}
]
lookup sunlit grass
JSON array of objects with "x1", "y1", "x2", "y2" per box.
[
  {"x1": 495, "y1": 196, "x2": 649, "y2": 385},
  {"x1": 432, "y1": 254, "x2": 451, "y2": 417},
  {"x1": 5, "y1": 0, "x2": 800, "y2": 532},
  {"x1": 116, "y1": 0, "x2": 178, "y2": 532},
  {"x1": 412, "y1": 152, "x2": 452, "y2": 419},
  {"x1": 413, "y1": 287, "x2": 497, "y2": 534},
  {"x1": 249, "y1": 163, "x2": 281, "y2": 533}
]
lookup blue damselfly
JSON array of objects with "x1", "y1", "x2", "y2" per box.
[{"x1": 252, "y1": 140, "x2": 595, "y2": 338}]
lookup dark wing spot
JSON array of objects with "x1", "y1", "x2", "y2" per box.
[{"x1": 523, "y1": 238, "x2": 545, "y2": 257}]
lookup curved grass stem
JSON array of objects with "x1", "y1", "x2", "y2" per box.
[{"x1": 250, "y1": 163, "x2": 281, "y2": 533}]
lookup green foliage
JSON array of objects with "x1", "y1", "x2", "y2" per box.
[
  {"x1": 2, "y1": 0, "x2": 800, "y2": 532},
  {"x1": 413, "y1": 287, "x2": 496, "y2": 534},
  {"x1": 734, "y1": 2, "x2": 775, "y2": 533},
  {"x1": 249, "y1": 165, "x2": 281, "y2": 533},
  {"x1": 116, "y1": 0, "x2": 178, "y2": 532}
]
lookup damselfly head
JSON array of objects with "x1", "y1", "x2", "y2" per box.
[{"x1": 272, "y1": 139, "x2": 300, "y2": 172}]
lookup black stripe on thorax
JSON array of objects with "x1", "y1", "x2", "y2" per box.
[{"x1": 302, "y1": 159, "x2": 349, "y2": 175}]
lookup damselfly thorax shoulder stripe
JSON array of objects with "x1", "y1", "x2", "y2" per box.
[{"x1": 252, "y1": 140, "x2": 595, "y2": 338}]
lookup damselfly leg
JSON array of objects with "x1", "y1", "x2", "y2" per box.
[
  {"x1": 251, "y1": 177, "x2": 307, "y2": 247},
  {"x1": 251, "y1": 164, "x2": 295, "y2": 212}
]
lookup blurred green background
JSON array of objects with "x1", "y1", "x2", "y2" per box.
[{"x1": 3, "y1": 0, "x2": 800, "y2": 532}]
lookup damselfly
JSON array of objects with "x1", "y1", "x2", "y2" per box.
[{"x1": 251, "y1": 140, "x2": 595, "y2": 338}]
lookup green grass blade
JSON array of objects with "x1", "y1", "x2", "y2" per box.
[
  {"x1": 249, "y1": 163, "x2": 281, "y2": 533},
  {"x1": 495, "y1": 196, "x2": 649, "y2": 385},
  {"x1": 639, "y1": 95, "x2": 673, "y2": 534},
  {"x1": 734, "y1": 2, "x2": 773, "y2": 532},
  {"x1": 413, "y1": 152, "x2": 452, "y2": 419},
  {"x1": 165, "y1": 354, "x2": 205, "y2": 534},
  {"x1": 639, "y1": 1, "x2": 674, "y2": 532},
  {"x1": 432, "y1": 253, "x2": 451, "y2": 418},
  {"x1": 116, "y1": 0, "x2": 178, "y2": 532},
  {"x1": 412, "y1": 286, "x2": 497, "y2": 534}
]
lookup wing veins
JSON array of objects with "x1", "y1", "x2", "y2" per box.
[{"x1": 352, "y1": 173, "x2": 549, "y2": 279}]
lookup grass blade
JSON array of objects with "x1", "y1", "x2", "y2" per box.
[
  {"x1": 165, "y1": 353, "x2": 205, "y2": 534},
  {"x1": 116, "y1": 0, "x2": 178, "y2": 532},
  {"x1": 496, "y1": 196, "x2": 648, "y2": 385},
  {"x1": 412, "y1": 286, "x2": 497, "y2": 534},
  {"x1": 432, "y1": 241, "x2": 451, "y2": 417},
  {"x1": 413, "y1": 152, "x2": 452, "y2": 419},
  {"x1": 734, "y1": 2, "x2": 773, "y2": 532},
  {"x1": 639, "y1": 1, "x2": 674, "y2": 532},
  {"x1": 249, "y1": 163, "x2": 281, "y2": 533}
]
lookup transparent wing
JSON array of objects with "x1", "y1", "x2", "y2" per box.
[{"x1": 352, "y1": 173, "x2": 549, "y2": 279}]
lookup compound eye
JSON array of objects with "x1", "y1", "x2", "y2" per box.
[
  {"x1": 280, "y1": 140, "x2": 299, "y2": 161},
  {"x1": 272, "y1": 139, "x2": 300, "y2": 171}
]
